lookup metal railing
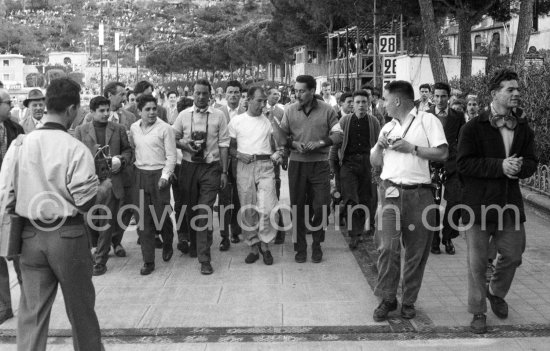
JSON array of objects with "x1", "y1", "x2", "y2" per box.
[{"x1": 520, "y1": 164, "x2": 550, "y2": 196}]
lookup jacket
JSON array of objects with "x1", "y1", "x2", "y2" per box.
[
  {"x1": 330, "y1": 112, "x2": 380, "y2": 166},
  {"x1": 0, "y1": 119, "x2": 25, "y2": 169},
  {"x1": 74, "y1": 121, "x2": 133, "y2": 199},
  {"x1": 457, "y1": 109, "x2": 537, "y2": 224},
  {"x1": 427, "y1": 106, "x2": 465, "y2": 175}
]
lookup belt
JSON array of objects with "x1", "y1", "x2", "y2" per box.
[
  {"x1": 251, "y1": 154, "x2": 271, "y2": 161},
  {"x1": 24, "y1": 214, "x2": 84, "y2": 229},
  {"x1": 386, "y1": 180, "x2": 433, "y2": 190}
]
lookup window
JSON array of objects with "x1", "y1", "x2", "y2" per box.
[
  {"x1": 490, "y1": 33, "x2": 500, "y2": 55},
  {"x1": 2, "y1": 60, "x2": 9, "y2": 67},
  {"x1": 474, "y1": 35, "x2": 482, "y2": 52},
  {"x1": 3, "y1": 74, "x2": 9, "y2": 81}
]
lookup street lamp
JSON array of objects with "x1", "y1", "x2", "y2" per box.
[
  {"x1": 115, "y1": 32, "x2": 120, "y2": 82},
  {"x1": 99, "y1": 22, "x2": 104, "y2": 95},
  {"x1": 135, "y1": 46, "x2": 140, "y2": 81}
]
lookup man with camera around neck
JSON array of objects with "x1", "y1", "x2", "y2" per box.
[
  {"x1": 370, "y1": 81, "x2": 448, "y2": 322},
  {"x1": 75, "y1": 96, "x2": 133, "y2": 276},
  {"x1": 172, "y1": 79, "x2": 230, "y2": 275}
]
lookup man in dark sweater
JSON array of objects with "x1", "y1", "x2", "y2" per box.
[
  {"x1": 457, "y1": 69, "x2": 537, "y2": 333},
  {"x1": 272, "y1": 75, "x2": 343, "y2": 263}
]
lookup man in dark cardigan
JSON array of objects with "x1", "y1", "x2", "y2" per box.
[{"x1": 457, "y1": 69, "x2": 537, "y2": 334}]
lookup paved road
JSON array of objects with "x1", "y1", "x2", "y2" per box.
[{"x1": 0, "y1": 177, "x2": 549, "y2": 350}]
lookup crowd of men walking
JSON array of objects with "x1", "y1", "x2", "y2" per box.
[{"x1": 0, "y1": 67, "x2": 537, "y2": 349}]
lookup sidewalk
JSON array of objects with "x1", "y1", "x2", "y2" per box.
[{"x1": 0, "y1": 174, "x2": 549, "y2": 349}]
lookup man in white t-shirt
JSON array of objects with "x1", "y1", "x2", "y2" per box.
[
  {"x1": 370, "y1": 80, "x2": 448, "y2": 322},
  {"x1": 228, "y1": 87, "x2": 282, "y2": 266}
]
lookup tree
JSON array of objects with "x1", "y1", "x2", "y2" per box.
[
  {"x1": 419, "y1": 0, "x2": 448, "y2": 83},
  {"x1": 511, "y1": 0, "x2": 535, "y2": 67}
]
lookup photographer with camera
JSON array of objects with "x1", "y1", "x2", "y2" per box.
[
  {"x1": 75, "y1": 96, "x2": 133, "y2": 276},
  {"x1": 370, "y1": 81, "x2": 447, "y2": 322},
  {"x1": 427, "y1": 82, "x2": 465, "y2": 255},
  {"x1": 172, "y1": 79, "x2": 230, "y2": 275},
  {"x1": 130, "y1": 94, "x2": 177, "y2": 275}
]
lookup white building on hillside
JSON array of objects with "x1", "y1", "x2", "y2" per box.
[{"x1": 444, "y1": 13, "x2": 550, "y2": 56}]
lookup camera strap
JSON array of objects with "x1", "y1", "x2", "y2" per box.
[
  {"x1": 190, "y1": 110, "x2": 209, "y2": 142},
  {"x1": 387, "y1": 115, "x2": 415, "y2": 139}
]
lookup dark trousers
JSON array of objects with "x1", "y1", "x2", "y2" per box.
[
  {"x1": 273, "y1": 163, "x2": 285, "y2": 232},
  {"x1": 466, "y1": 213, "x2": 526, "y2": 314},
  {"x1": 288, "y1": 160, "x2": 331, "y2": 253},
  {"x1": 173, "y1": 164, "x2": 190, "y2": 243},
  {"x1": 179, "y1": 160, "x2": 221, "y2": 263},
  {"x1": 340, "y1": 154, "x2": 372, "y2": 237},
  {"x1": 374, "y1": 180, "x2": 435, "y2": 304},
  {"x1": 217, "y1": 157, "x2": 241, "y2": 238},
  {"x1": 111, "y1": 185, "x2": 133, "y2": 247},
  {"x1": 0, "y1": 257, "x2": 20, "y2": 315},
  {"x1": 133, "y1": 168, "x2": 173, "y2": 264},
  {"x1": 18, "y1": 222, "x2": 102, "y2": 351},
  {"x1": 433, "y1": 173, "x2": 462, "y2": 246}
]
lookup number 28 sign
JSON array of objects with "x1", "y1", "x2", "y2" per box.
[{"x1": 379, "y1": 35, "x2": 397, "y2": 55}]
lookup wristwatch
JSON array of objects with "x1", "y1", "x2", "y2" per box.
[{"x1": 411, "y1": 145, "x2": 418, "y2": 156}]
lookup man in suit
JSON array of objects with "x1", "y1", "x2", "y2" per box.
[
  {"x1": 457, "y1": 69, "x2": 537, "y2": 333},
  {"x1": 127, "y1": 81, "x2": 168, "y2": 123},
  {"x1": 217, "y1": 80, "x2": 245, "y2": 250},
  {"x1": 427, "y1": 82, "x2": 465, "y2": 255},
  {"x1": 0, "y1": 88, "x2": 24, "y2": 325},
  {"x1": 75, "y1": 96, "x2": 133, "y2": 276},
  {"x1": 20, "y1": 89, "x2": 45, "y2": 133}
]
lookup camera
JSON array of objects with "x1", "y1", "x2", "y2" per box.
[
  {"x1": 190, "y1": 131, "x2": 207, "y2": 162},
  {"x1": 387, "y1": 136, "x2": 402, "y2": 145},
  {"x1": 94, "y1": 145, "x2": 112, "y2": 181}
]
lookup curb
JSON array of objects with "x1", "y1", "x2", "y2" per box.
[{"x1": 521, "y1": 186, "x2": 550, "y2": 217}]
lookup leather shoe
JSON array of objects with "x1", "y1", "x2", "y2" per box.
[
  {"x1": 349, "y1": 237, "x2": 360, "y2": 250},
  {"x1": 295, "y1": 251, "x2": 306, "y2": 263},
  {"x1": 401, "y1": 304, "x2": 416, "y2": 319},
  {"x1": 245, "y1": 252, "x2": 260, "y2": 264},
  {"x1": 162, "y1": 245, "x2": 173, "y2": 262},
  {"x1": 155, "y1": 236, "x2": 163, "y2": 249},
  {"x1": 443, "y1": 240, "x2": 455, "y2": 255},
  {"x1": 274, "y1": 231, "x2": 285, "y2": 244},
  {"x1": 231, "y1": 235, "x2": 241, "y2": 243},
  {"x1": 470, "y1": 313, "x2": 487, "y2": 334},
  {"x1": 312, "y1": 245, "x2": 323, "y2": 263},
  {"x1": 92, "y1": 263, "x2": 107, "y2": 276},
  {"x1": 260, "y1": 248, "x2": 274, "y2": 265},
  {"x1": 200, "y1": 262, "x2": 213, "y2": 275},
  {"x1": 219, "y1": 237, "x2": 230, "y2": 251},
  {"x1": 431, "y1": 245, "x2": 441, "y2": 254},
  {"x1": 177, "y1": 241, "x2": 189, "y2": 254},
  {"x1": 113, "y1": 244, "x2": 126, "y2": 257},
  {"x1": 373, "y1": 299, "x2": 398, "y2": 322},
  {"x1": 140, "y1": 262, "x2": 155, "y2": 275},
  {"x1": 0, "y1": 308, "x2": 13, "y2": 325},
  {"x1": 487, "y1": 286, "x2": 508, "y2": 318}
]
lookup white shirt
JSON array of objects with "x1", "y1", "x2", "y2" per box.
[
  {"x1": 376, "y1": 109, "x2": 447, "y2": 185},
  {"x1": 228, "y1": 112, "x2": 273, "y2": 155},
  {"x1": 130, "y1": 118, "x2": 176, "y2": 180},
  {"x1": 323, "y1": 95, "x2": 338, "y2": 108},
  {"x1": 5, "y1": 127, "x2": 98, "y2": 220}
]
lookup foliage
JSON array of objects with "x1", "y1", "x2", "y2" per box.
[
  {"x1": 25, "y1": 72, "x2": 45, "y2": 87},
  {"x1": 451, "y1": 62, "x2": 550, "y2": 164}
]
